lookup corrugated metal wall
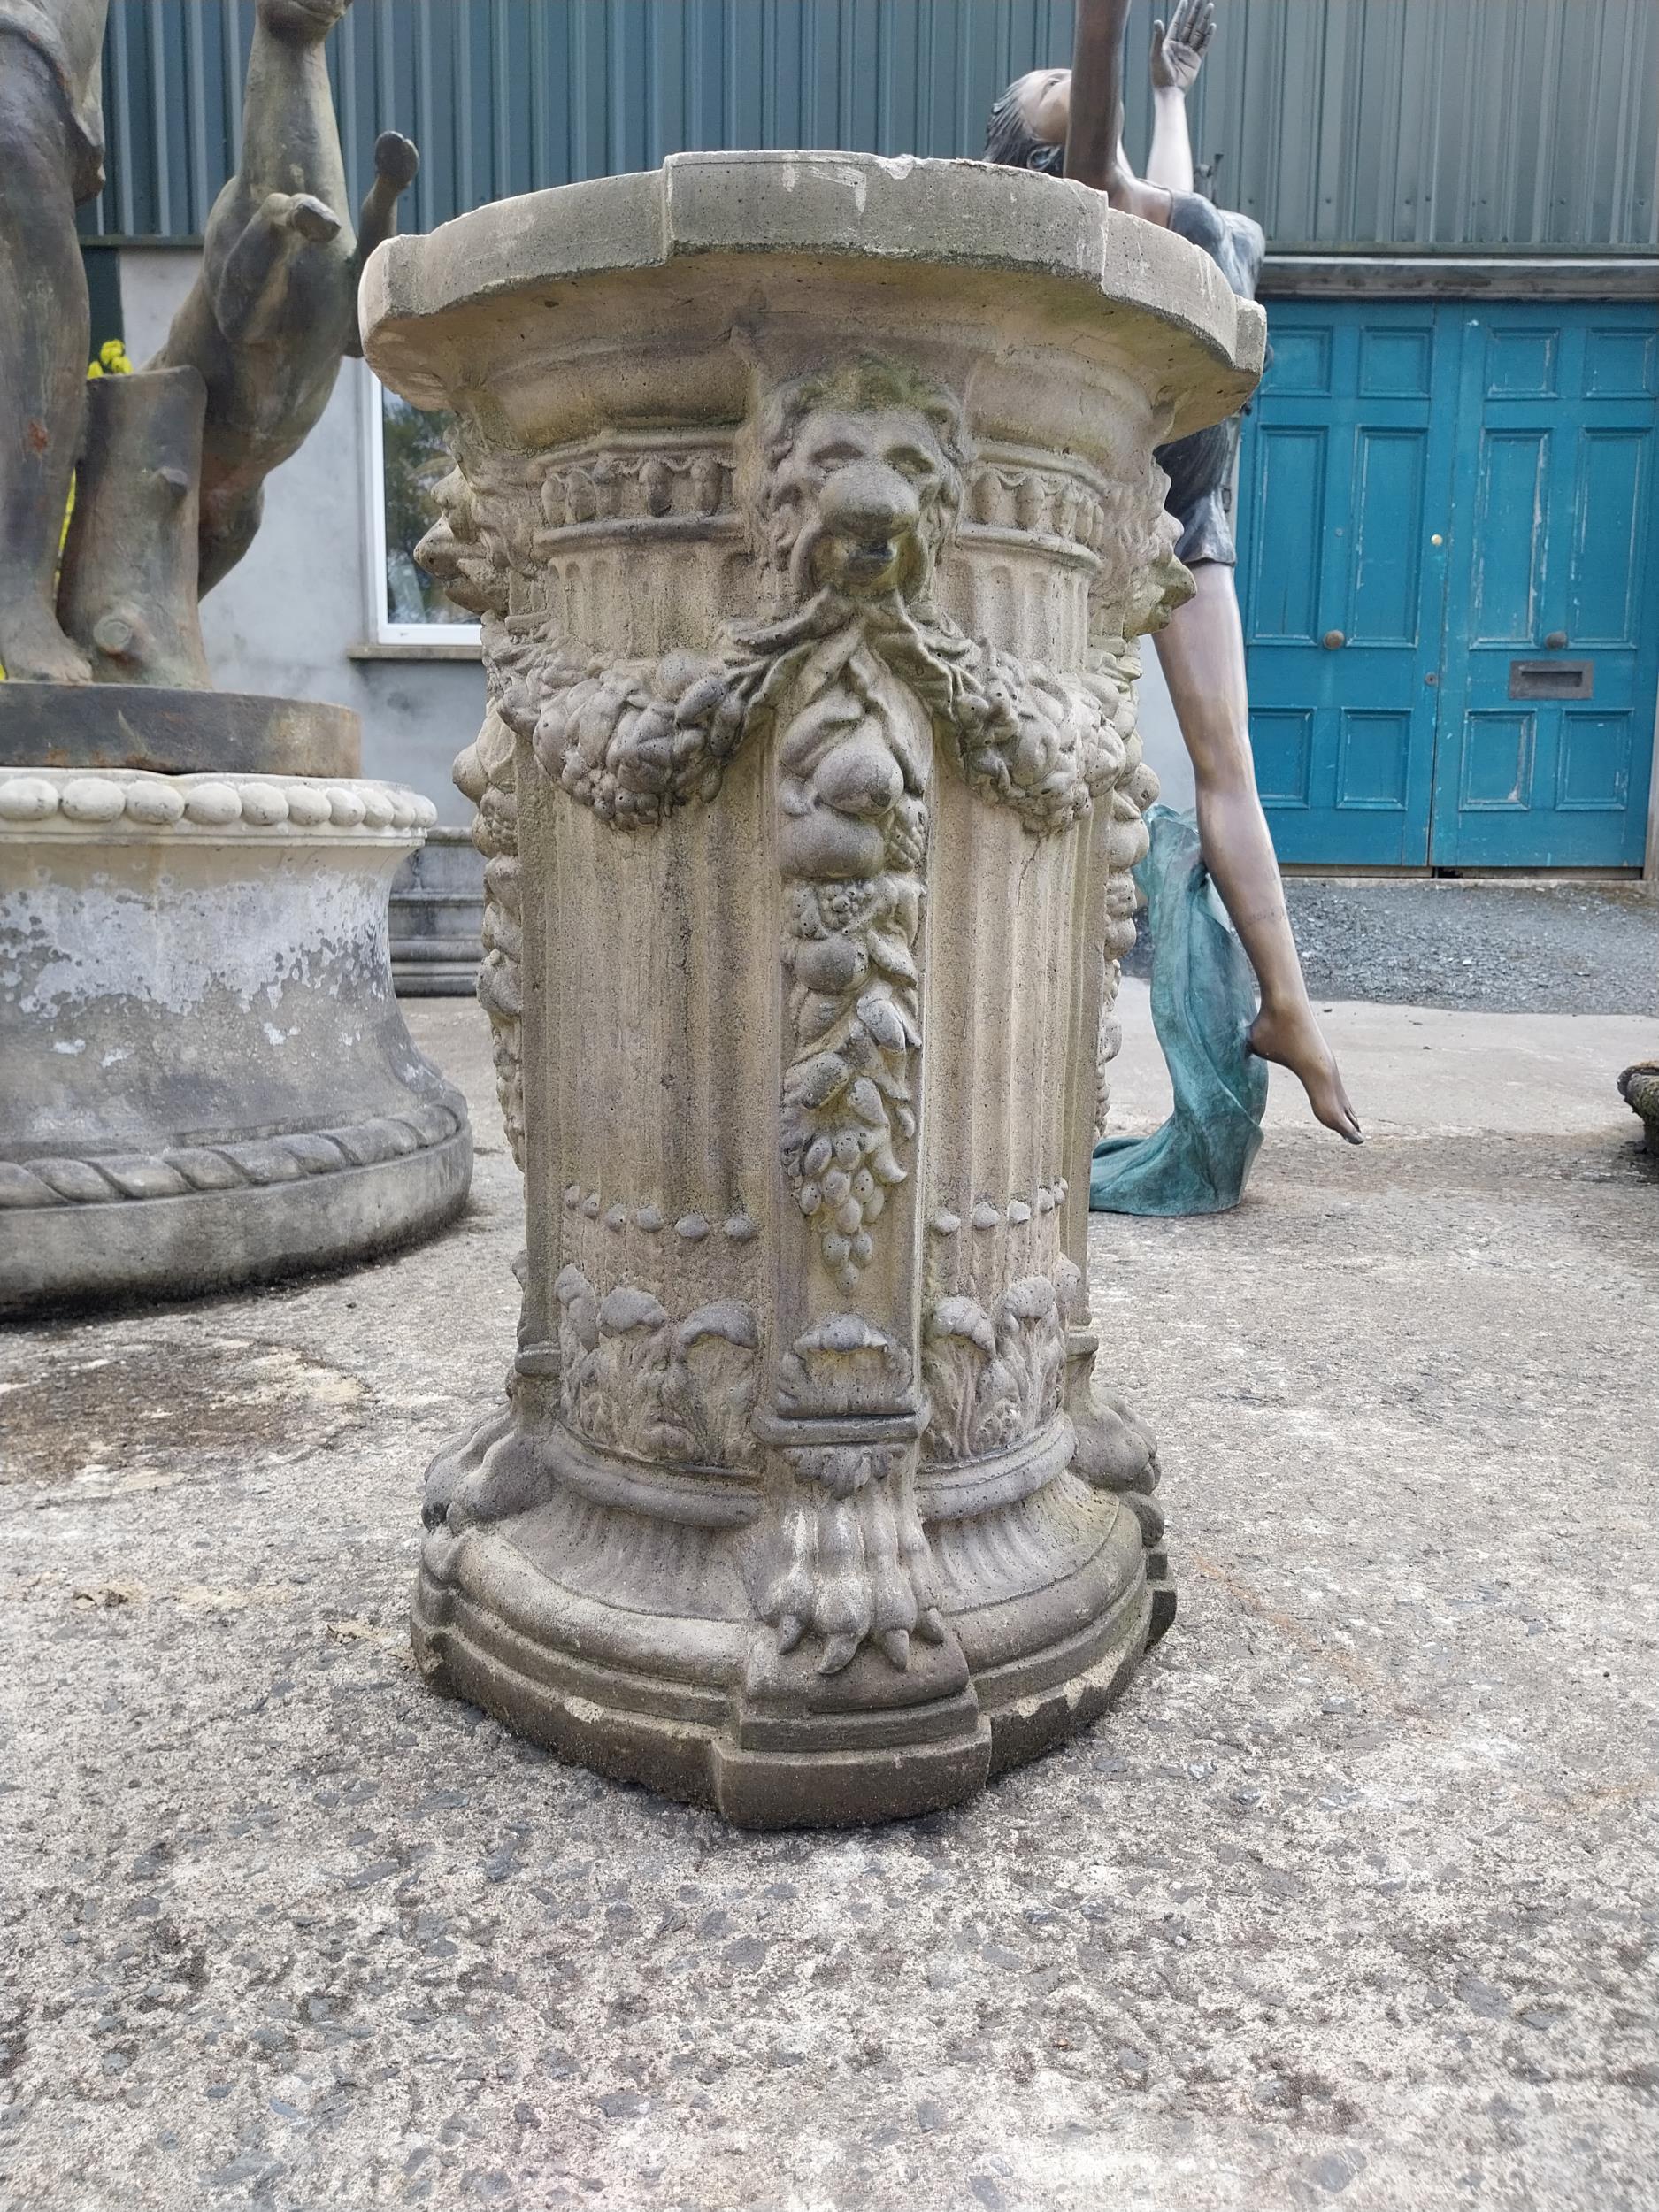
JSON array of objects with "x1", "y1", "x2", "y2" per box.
[
  {"x1": 78, "y1": 0, "x2": 1659, "y2": 252},
  {"x1": 1202, "y1": 0, "x2": 1659, "y2": 250}
]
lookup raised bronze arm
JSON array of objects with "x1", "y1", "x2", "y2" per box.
[{"x1": 1063, "y1": 0, "x2": 1133, "y2": 195}]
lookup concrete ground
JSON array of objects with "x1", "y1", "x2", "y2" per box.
[{"x1": 2, "y1": 987, "x2": 1655, "y2": 2212}]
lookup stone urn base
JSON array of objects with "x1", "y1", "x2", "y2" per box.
[
  {"x1": 413, "y1": 1399, "x2": 1169, "y2": 1826},
  {"x1": 1619, "y1": 1061, "x2": 1659, "y2": 1156},
  {"x1": 0, "y1": 715, "x2": 472, "y2": 1314}
]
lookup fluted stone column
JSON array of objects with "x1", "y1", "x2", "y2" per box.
[{"x1": 364, "y1": 151, "x2": 1263, "y2": 1826}]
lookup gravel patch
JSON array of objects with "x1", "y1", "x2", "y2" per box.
[{"x1": 1126, "y1": 880, "x2": 1659, "y2": 1018}]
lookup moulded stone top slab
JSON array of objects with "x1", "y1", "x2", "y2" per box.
[{"x1": 360, "y1": 150, "x2": 1264, "y2": 437}]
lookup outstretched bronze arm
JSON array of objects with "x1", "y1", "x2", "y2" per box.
[
  {"x1": 1063, "y1": 0, "x2": 1131, "y2": 192},
  {"x1": 1147, "y1": 0, "x2": 1215, "y2": 192},
  {"x1": 1064, "y1": 0, "x2": 1175, "y2": 225}
]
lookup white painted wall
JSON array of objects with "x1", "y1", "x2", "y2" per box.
[
  {"x1": 1131, "y1": 644, "x2": 1194, "y2": 815},
  {"x1": 118, "y1": 248, "x2": 484, "y2": 826}
]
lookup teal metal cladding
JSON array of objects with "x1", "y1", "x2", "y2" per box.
[
  {"x1": 80, "y1": 0, "x2": 1079, "y2": 240},
  {"x1": 79, "y1": 0, "x2": 1659, "y2": 251}
]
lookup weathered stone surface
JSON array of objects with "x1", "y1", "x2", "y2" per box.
[
  {"x1": 0, "y1": 680, "x2": 359, "y2": 776},
  {"x1": 361, "y1": 150, "x2": 1263, "y2": 424},
  {"x1": 1618, "y1": 1058, "x2": 1659, "y2": 1152},
  {"x1": 0, "y1": 764, "x2": 470, "y2": 1313},
  {"x1": 363, "y1": 151, "x2": 1263, "y2": 1825},
  {"x1": 57, "y1": 365, "x2": 215, "y2": 687},
  {"x1": 146, "y1": 0, "x2": 418, "y2": 597},
  {"x1": 0, "y1": 0, "x2": 415, "y2": 684}
]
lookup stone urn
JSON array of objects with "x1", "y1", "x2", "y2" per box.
[
  {"x1": 0, "y1": 694, "x2": 471, "y2": 1313},
  {"x1": 363, "y1": 151, "x2": 1263, "y2": 1825}
]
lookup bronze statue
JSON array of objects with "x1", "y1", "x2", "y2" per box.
[
  {"x1": 0, "y1": 0, "x2": 111, "y2": 680},
  {"x1": 150, "y1": 0, "x2": 419, "y2": 594},
  {"x1": 0, "y1": 0, "x2": 416, "y2": 687},
  {"x1": 987, "y1": 0, "x2": 1362, "y2": 1146}
]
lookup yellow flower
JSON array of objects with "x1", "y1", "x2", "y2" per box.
[{"x1": 87, "y1": 338, "x2": 133, "y2": 379}]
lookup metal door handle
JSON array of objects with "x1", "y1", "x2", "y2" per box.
[
  {"x1": 1544, "y1": 630, "x2": 1568, "y2": 649},
  {"x1": 1323, "y1": 630, "x2": 1345, "y2": 650}
]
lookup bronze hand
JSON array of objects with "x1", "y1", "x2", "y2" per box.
[{"x1": 1150, "y1": 0, "x2": 1216, "y2": 96}]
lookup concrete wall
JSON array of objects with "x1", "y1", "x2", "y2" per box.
[{"x1": 118, "y1": 249, "x2": 485, "y2": 826}]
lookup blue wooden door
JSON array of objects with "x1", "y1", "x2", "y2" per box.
[
  {"x1": 1431, "y1": 305, "x2": 1659, "y2": 866},
  {"x1": 1236, "y1": 303, "x2": 1456, "y2": 864},
  {"x1": 1236, "y1": 299, "x2": 1659, "y2": 869}
]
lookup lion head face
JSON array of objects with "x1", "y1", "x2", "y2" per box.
[
  {"x1": 414, "y1": 465, "x2": 516, "y2": 617},
  {"x1": 746, "y1": 359, "x2": 970, "y2": 608}
]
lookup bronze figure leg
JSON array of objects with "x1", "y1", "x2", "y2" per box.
[
  {"x1": 1154, "y1": 561, "x2": 1363, "y2": 1143},
  {"x1": 0, "y1": 37, "x2": 92, "y2": 683}
]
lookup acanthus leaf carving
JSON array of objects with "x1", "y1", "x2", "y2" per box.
[
  {"x1": 760, "y1": 1308, "x2": 940, "y2": 1676},
  {"x1": 775, "y1": 1312, "x2": 913, "y2": 1419},
  {"x1": 922, "y1": 1274, "x2": 1067, "y2": 1466},
  {"x1": 552, "y1": 1268, "x2": 760, "y2": 1471}
]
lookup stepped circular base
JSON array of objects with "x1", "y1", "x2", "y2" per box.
[
  {"x1": 390, "y1": 827, "x2": 483, "y2": 996},
  {"x1": 411, "y1": 1414, "x2": 1160, "y2": 1828},
  {"x1": 0, "y1": 758, "x2": 472, "y2": 1315}
]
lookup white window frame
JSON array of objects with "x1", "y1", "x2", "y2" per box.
[{"x1": 359, "y1": 361, "x2": 481, "y2": 649}]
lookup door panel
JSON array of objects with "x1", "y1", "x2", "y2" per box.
[
  {"x1": 1470, "y1": 432, "x2": 1548, "y2": 642},
  {"x1": 1358, "y1": 326, "x2": 1432, "y2": 397},
  {"x1": 1458, "y1": 710, "x2": 1536, "y2": 811},
  {"x1": 1571, "y1": 430, "x2": 1647, "y2": 645},
  {"x1": 1584, "y1": 326, "x2": 1656, "y2": 397},
  {"x1": 1556, "y1": 713, "x2": 1632, "y2": 811},
  {"x1": 1484, "y1": 327, "x2": 1558, "y2": 397},
  {"x1": 1250, "y1": 710, "x2": 1315, "y2": 806},
  {"x1": 1248, "y1": 428, "x2": 1325, "y2": 637},
  {"x1": 1240, "y1": 298, "x2": 1659, "y2": 870},
  {"x1": 1236, "y1": 303, "x2": 1455, "y2": 865},
  {"x1": 1351, "y1": 431, "x2": 1426, "y2": 641},
  {"x1": 1430, "y1": 304, "x2": 1658, "y2": 867},
  {"x1": 1338, "y1": 710, "x2": 1411, "y2": 808}
]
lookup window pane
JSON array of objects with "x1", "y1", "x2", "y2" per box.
[{"x1": 380, "y1": 387, "x2": 474, "y2": 626}]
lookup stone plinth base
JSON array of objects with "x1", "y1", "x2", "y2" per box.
[
  {"x1": 412, "y1": 1409, "x2": 1161, "y2": 1828},
  {"x1": 390, "y1": 828, "x2": 484, "y2": 996},
  {"x1": 0, "y1": 680, "x2": 359, "y2": 779},
  {"x1": 0, "y1": 754, "x2": 472, "y2": 1315}
]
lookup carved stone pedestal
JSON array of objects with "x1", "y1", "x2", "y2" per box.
[
  {"x1": 365, "y1": 151, "x2": 1263, "y2": 1825},
  {"x1": 0, "y1": 714, "x2": 472, "y2": 1313}
]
